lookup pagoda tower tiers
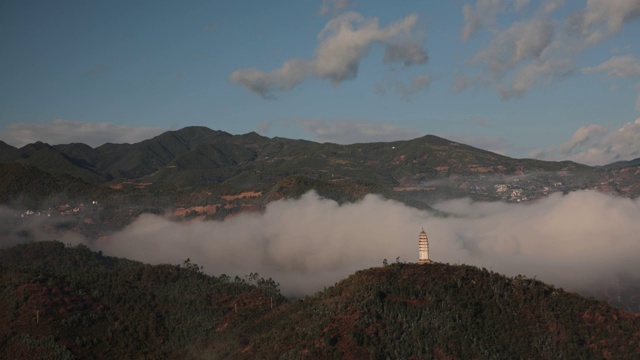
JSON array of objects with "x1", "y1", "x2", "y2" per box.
[{"x1": 418, "y1": 228, "x2": 432, "y2": 264}]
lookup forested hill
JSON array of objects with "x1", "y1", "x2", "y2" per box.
[
  {"x1": 1, "y1": 242, "x2": 639, "y2": 359},
  {"x1": 244, "y1": 264, "x2": 640, "y2": 359},
  {"x1": 0, "y1": 126, "x2": 586, "y2": 189},
  {"x1": 0, "y1": 241, "x2": 285, "y2": 360},
  {"x1": 5, "y1": 126, "x2": 640, "y2": 206}
]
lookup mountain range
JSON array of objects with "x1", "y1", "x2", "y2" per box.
[
  {"x1": 0, "y1": 126, "x2": 590, "y2": 187},
  {"x1": 3, "y1": 125, "x2": 640, "y2": 207}
]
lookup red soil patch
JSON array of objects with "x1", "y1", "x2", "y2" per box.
[
  {"x1": 221, "y1": 191, "x2": 262, "y2": 201},
  {"x1": 173, "y1": 205, "x2": 220, "y2": 216}
]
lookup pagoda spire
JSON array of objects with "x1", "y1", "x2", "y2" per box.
[{"x1": 418, "y1": 228, "x2": 432, "y2": 264}]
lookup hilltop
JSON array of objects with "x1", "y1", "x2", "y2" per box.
[{"x1": 1, "y1": 242, "x2": 639, "y2": 359}]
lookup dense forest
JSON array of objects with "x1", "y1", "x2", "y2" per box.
[{"x1": 1, "y1": 241, "x2": 639, "y2": 359}]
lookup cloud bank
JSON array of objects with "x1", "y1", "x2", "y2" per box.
[
  {"x1": 0, "y1": 207, "x2": 86, "y2": 249},
  {"x1": 533, "y1": 118, "x2": 640, "y2": 165},
  {"x1": 5, "y1": 190, "x2": 639, "y2": 298},
  {"x1": 90, "y1": 190, "x2": 640, "y2": 297},
  {"x1": 230, "y1": 12, "x2": 427, "y2": 98},
  {"x1": 0, "y1": 120, "x2": 167, "y2": 147}
]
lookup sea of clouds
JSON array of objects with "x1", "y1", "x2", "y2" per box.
[{"x1": 2, "y1": 190, "x2": 640, "y2": 297}]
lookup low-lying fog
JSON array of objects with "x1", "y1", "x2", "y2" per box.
[{"x1": 3, "y1": 190, "x2": 640, "y2": 297}]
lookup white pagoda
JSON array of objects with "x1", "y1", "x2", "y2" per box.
[{"x1": 418, "y1": 228, "x2": 432, "y2": 264}]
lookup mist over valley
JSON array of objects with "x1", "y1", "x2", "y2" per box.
[{"x1": 2, "y1": 128, "x2": 640, "y2": 308}]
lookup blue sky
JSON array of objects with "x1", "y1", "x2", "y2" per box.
[{"x1": 1, "y1": 0, "x2": 640, "y2": 165}]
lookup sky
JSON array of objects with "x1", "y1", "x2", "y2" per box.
[{"x1": 1, "y1": 0, "x2": 640, "y2": 165}]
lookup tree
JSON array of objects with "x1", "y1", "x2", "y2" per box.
[{"x1": 181, "y1": 258, "x2": 203, "y2": 273}]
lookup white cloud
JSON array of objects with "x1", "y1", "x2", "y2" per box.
[
  {"x1": 460, "y1": 0, "x2": 531, "y2": 41},
  {"x1": 296, "y1": 119, "x2": 423, "y2": 144},
  {"x1": 461, "y1": 3, "x2": 483, "y2": 41},
  {"x1": 460, "y1": 0, "x2": 640, "y2": 99},
  {"x1": 229, "y1": 60, "x2": 311, "y2": 99},
  {"x1": 582, "y1": 55, "x2": 640, "y2": 77},
  {"x1": 314, "y1": 12, "x2": 420, "y2": 83},
  {"x1": 230, "y1": 12, "x2": 427, "y2": 98},
  {"x1": 472, "y1": 16, "x2": 554, "y2": 80},
  {"x1": 569, "y1": 0, "x2": 640, "y2": 44},
  {"x1": 0, "y1": 207, "x2": 86, "y2": 249},
  {"x1": 498, "y1": 58, "x2": 573, "y2": 100},
  {"x1": 22, "y1": 189, "x2": 637, "y2": 298},
  {"x1": 430, "y1": 191, "x2": 640, "y2": 290},
  {"x1": 384, "y1": 42, "x2": 428, "y2": 66},
  {"x1": 0, "y1": 120, "x2": 167, "y2": 147},
  {"x1": 558, "y1": 124, "x2": 608, "y2": 153},
  {"x1": 541, "y1": 0, "x2": 564, "y2": 13},
  {"x1": 464, "y1": 2, "x2": 578, "y2": 99},
  {"x1": 533, "y1": 118, "x2": 640, "y2": 165},
  {"x1": 319, "y1": 0, "x2": 352, "y2": 16},
  {"x1": 97, "y1": 192, "x2": 429, "y2": 296}
]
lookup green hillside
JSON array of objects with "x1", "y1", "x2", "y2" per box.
[
  {"x1": 7, "y1": 126, "x2": 632, "y2": 207},
  {"x1": 1, "y1": 242, "x2": 638, "y2": 359},
  {"x1": 0, "y1": 126, "x2": 590, "y2": 189},
  {"x1": 0, "y1": 163, "x2": 96, "y2": 209}
]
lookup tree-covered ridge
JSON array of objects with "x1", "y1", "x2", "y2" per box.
[
  {"x1": 0, "y1": 241, "x2": 284, "y2": 360},
  {"x1": 244, "y1": 264, "x2": 640, "y2": 359},
  {"x1": 0, "y1": 163, "x2": 97, "y2": 208},
  {"x1": 0, "y1": 126, "x2": 590, "y2": 189},
  {"x1": 1, "y1": 242, "x2": 639, "y2": 359}
]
